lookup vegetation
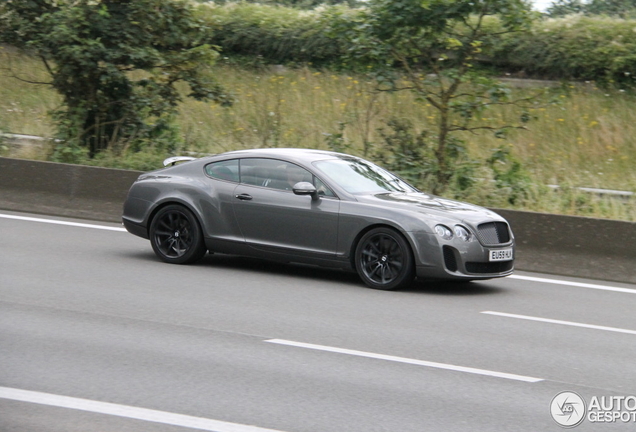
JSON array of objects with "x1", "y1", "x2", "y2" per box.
[
  {"x1": 547, "y1": 0, "x2": 636, "y2": 18},
  {"x1": 198, "y1": 3, "x2": 636, "y2": 90},
  {"x1": 492, "y1": 15, "x2": 636, "y2": 88},
  {"x1": 326, "y1": 0, "x2": 541, "y2": 195},
  {"x1": 1, "y1": 49, "x2": 634, "y2": 220},
  {"x1": 195, "y1": 0, "x2": 360, "y2": 8},
  {"x1": 0, "y1": 1, "x2": 634, "y2": 220},
  {"x1": 0, "y1": 0, "x2": 231, "y2": 161},
  {"x1": 198, "y1": 2, "x2": 347, "y2": 68}
]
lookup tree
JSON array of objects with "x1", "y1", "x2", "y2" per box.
[
  {"x1": 0, "y1": 0, "x2": 232, "y2": 159},
  {"x1": 547, "y1": 0, "x2": 636, "y2": 17},
  {"x1": 195, "y1": 0, "x2": 361, "y2": 8},
  {"x1": 545, "y1": 0, "x2": 586, "y2": 16},
  {"x1": 328, "y1": 0, "x2": 540, "y2": 194}
]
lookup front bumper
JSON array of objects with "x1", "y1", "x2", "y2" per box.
[{"x1": 409, "y1": 231, "x2": 515, "y2": 280}]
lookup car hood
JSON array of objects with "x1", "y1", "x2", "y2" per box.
[{"x1": 357, "y1": 192, "x2": 504, "y2": 225}]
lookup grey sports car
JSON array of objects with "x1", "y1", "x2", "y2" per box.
[{"x1": 122, "y1": 148, "x2": 514, "y2": 290}]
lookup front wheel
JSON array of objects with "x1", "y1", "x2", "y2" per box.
[
  {"x1": 355, "y1": 227, "x2": 415, "y2": 290},
  {"x1": 149, "y1": 204, "x2": 206, "y2": 264}
]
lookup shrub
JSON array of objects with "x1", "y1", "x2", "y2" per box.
[
  {"x1": 492, "y1": 15, "x2": 636, "y2": 87},
  {"x1": 197, "y1": 3, "x2": 349, "y2": 68},
  {"x1": 196, "y1": 4, "x2": 636, "y2": 88}
]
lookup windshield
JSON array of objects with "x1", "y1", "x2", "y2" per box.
[{"x1": 314, "y1": 158, "x2": 418, "y2": 194}]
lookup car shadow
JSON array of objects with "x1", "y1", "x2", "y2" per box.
[
  {"x1": 403, "y1": 279, "x2": 506, "y2": 296},
  {"x1": 201, "y1": 254, "x2": 506, "y2": 296},
  {"x1": 199, "y1": 253, "x2": 362, "y2": 285},
  {"x1": 123, "y1": 250, "x2": 505, "y2": 296}
]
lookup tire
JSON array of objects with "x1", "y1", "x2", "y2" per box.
[
  {"x1": 149, "y1": 204, "x2": 206, "y2": 264},
  {"x1": 354, "y1": 227, "x2": 415, "y2": 290}
]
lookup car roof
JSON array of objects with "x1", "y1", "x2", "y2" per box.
[{"x1": 210, "y1": 148, "x2": 353, "y2": 165}]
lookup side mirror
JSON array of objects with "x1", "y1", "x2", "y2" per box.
[{"x1": 292, "y1": 181, "x2": 319, "y2": 201}]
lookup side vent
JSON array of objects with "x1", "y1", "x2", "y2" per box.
[{"x1": 443, "y1": 246, "x2": 458, "y2": 272}]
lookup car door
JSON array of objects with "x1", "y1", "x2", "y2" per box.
[{"x1": 232, "y1": 158, "x2": 340, "y2": 257}]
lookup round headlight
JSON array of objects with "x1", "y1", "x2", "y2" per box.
[
  {"x1": 435, "y1": 225, "x2": 453, "y2": 240},
  {"x1": 454, "y1": 225, "x2": 472, "y2": 242}
]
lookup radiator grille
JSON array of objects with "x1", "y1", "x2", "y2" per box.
[{"x1": 477, "y1": 222, "x2": 511, "y2": 245}]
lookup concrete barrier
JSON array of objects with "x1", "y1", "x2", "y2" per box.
[
  {"x1": 1, "y1": 156, "x2": 634, "y2": 283},
  {"x1": 0, "y1": 157, "x2": 142, "y2": 222},
  {"x1": 494, "y1": 209, "x2": 635, "y2": 284}
]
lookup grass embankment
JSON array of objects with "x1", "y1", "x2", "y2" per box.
[{"x1": 1, "y1": 48, "x2": 634, "y2": 220}]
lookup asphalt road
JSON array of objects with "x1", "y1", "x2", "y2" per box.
[{"x1": 2, "y1": 211, "x2": 636, "y2": 432}]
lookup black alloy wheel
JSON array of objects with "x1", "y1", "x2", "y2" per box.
[
  {"x1": 149, "y1": 205, "x2": 206, "y2": 264},
  {"x1": 355, "y1": 227, "x2": 415, "y2": 290}
]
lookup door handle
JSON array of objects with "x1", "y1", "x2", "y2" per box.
[{"x1": 235, "y1": 193, "x2": 253, "y2": 201}]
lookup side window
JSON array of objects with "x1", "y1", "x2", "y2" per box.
[
  {"x1": 239, "y1": 158, "x2": 278, "y2": 187},
  {"x1": 205, "y1": 159, "x2": 239, "y2": 182},
  {"x1": 280, "y1": 163, "x2": 313, "y2": 191},
  {"x1": 240, "y1": 159, "x2": 311, "y2": 191}
]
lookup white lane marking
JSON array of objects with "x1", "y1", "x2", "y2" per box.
[
  {"x1": 3, "y1": 214, "x2": 633, "y2": 295},
  {"x1": 0, "y1": 213, "x2": 126, "y2": 232},
  {"x1": 482, "y1": 311, "x2": 636, "y2": 336},
  {"x1": 508, "y1": 274, "x2": 636, "y2": 295},
  {"x1": 0, "y1": 387, "x2": 284, "y2": 432},
  {"x1": 265, "y1": 339, "x2": 543, "y2": 383}
]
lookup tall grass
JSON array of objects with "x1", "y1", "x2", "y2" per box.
[
  {"x1": 1, "y1": 50, "x2": 634, "y2": 220},
  {"x1": 178, "y1": 65, "x2": 636, "y2": 191},
  {"x1": 0, "y1": 47, "x2": 58, "y2": 140}
]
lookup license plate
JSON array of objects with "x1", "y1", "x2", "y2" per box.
[{"x1": 489, "y1": 248, "x2": 513, "y2": 262}]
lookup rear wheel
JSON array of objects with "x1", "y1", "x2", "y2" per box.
[
  {"x1": 355, "y1": 227, "x2": 415, "y2": 290},
  {"x1": 149, "y1": 205, "x2": 206, "y2": 264}
]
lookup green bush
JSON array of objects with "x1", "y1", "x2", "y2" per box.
[
  {"x1": 197, "y1": 3, "x2": 349, "y2": 67},
  {"x1": 490, "y1": 15, "x2": 636, "y2": 87},
  {"x1": 196, "y1": 4, "x2": 636, "y2": 88}
]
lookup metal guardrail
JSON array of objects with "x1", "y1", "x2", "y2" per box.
[
  {"x1": 547, "y1": 185, "x2": 633, "y2": 198},
  {"x1": 0, "y1": 133, "x2": 50, "y2": 158},
  {"x1": 2, "y1": 133, "x2": 47, "y2": 141}
]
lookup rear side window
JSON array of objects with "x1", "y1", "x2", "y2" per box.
[{"x1": 205, "y1": 159, "x2": 239, "y2": 182}]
